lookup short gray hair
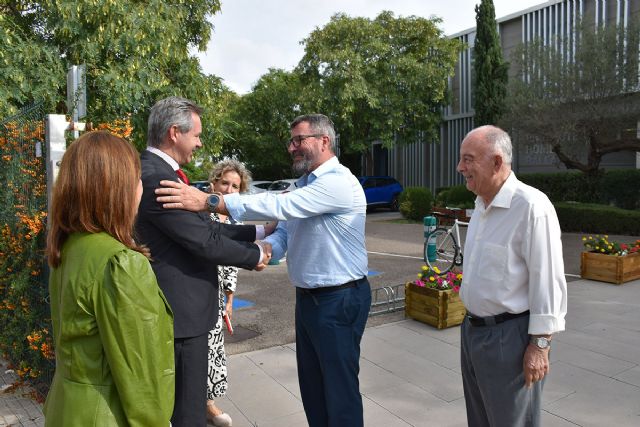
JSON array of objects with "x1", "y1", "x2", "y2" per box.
[
  {"x1": 208, "y1": 159, "x2": 252, "y2": 193},
  {"x1": 472, "y1": 125, "x2": 513, "y2": 165},
  {"x1": 290, "y1": 114, "x2": 337, "y2": 152},
  {"x1": 147, "y1": 96, "x2": 203, "y2": 148}
]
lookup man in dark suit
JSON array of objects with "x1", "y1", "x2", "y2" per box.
[{"x1": 135, "y1": 96, "x2": 271, "y2": 427}]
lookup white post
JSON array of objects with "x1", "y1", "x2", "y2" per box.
[
  {"x1": 67, "y1": 65, "x2": 86, "y2": 140},
  {"x1": 637, "y1": 119, "x2": 640, "y2": 169},
  {"x1": 45, "y1": 114, "x2": 69, "y2": 215}
]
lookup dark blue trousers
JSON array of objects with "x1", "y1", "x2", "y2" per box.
[
  {"x1": 172, "y1": 333, "x2": 208, "y2": 427},
  {"x1": 295, "y1": 277, "x2": 371, "y2": 427}
]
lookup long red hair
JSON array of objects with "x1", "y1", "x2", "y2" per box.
[{"x1": 46, "y1": 131, "x2": 147, "y2": 267}]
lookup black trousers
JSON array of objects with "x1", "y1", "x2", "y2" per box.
[{"x1": 171, "y1": 333, "x2": 208, "y2": 427}]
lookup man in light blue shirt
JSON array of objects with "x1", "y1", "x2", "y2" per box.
[{"x1": 156, "y1": 114, "x2": 371, "y2": 427}]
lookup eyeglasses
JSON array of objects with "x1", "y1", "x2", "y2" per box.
[{"x1": 286, "y1": 134, "x2": 324, "y2": 148}]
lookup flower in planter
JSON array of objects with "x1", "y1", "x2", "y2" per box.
[
  {"x1": 582, "y1": 235, "x2": 640, "y2": 256},
  {"x1": 415, "y1": 265, "x2": 462, "y2": 292}
]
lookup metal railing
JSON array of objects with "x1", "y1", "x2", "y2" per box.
[{"x1": 369, "y1": 283, "x2": 406, "y2": 316}]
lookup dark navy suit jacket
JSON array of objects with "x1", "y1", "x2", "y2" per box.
[{"x1": 136, "y1": 150, "x2": 260, "y2": 338}]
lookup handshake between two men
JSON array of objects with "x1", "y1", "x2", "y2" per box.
[{"x1": 155, "y1": 179, "x2": 277, "y2": 271}]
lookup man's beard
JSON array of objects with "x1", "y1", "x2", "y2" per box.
[{"x1": 292, "y1": 157, "x2": 311, "y2": 176}]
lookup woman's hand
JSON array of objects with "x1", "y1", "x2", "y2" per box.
[{"x1": 225, "y1": 292, "x2": 234, "y2": 321}]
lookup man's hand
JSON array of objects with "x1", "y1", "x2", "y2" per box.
[
  {"x1": 523, "y1": 344, "x2": 550, "y2": 388},
  {"x1": 255, "y1": 240, "x2": 272, "y2": 271},
  {"x1": 264, "y1": 221, "x2": 279, "y2": 236},
  {"x1": 155, "y1": 180, "x2": 208, "y2": 212}
]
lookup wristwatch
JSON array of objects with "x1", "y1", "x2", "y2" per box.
[
  {"x1": 530, "y1": 336, "x2": 551, "y2": 349},
  {"x1": 206, "y1": 194, "x2": 220, "y2": 213}
]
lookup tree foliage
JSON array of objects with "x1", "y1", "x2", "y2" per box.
[
  {"x1": 503, "y1": 20, "x2": 640, "y2": 175},
  {"x1": 0, "y1": 0, "x2": 227, "y2": 155},
  {"x1": 297, "y1": 11, "x2": 462, "y2": 158},
  {"x1": 222, "y1": 69, "x2": 304, "y2": 179},
  {"x1": 473, "y1": 0, "x2": 508, "y2": 126}
]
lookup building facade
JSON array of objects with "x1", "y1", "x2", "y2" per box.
[{"x1": 371, "y1": 0, "x2": 640, "y2": 192}]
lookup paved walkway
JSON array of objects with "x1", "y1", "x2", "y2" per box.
[
  {"x1": 0, "y1": 361, "x2": 43, "y2": 426},
  {"x1": 3, "y1": 277, "x2": 640, "y2": 426}
]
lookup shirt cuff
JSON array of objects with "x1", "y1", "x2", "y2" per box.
[
  {"x1": 224, "y1": 193, "x2": 246, "y2": 221},
  {"x1": 255, "y1": 225, "x2": 265, "y2": 240},
  {"x1": 255, "y1": 243, "x2": 264, "y2": 268},
  {"x1": 528, "y1": 314, "x2": 565, "y2": 335}
]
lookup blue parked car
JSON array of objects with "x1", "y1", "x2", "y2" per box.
[{"x1": 358, "y1": 176, "x2": 403, "y2": 211}]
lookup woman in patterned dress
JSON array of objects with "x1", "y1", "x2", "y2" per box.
[{"x1": 205, "y1": 160, "x2": 252, "y2": 427}]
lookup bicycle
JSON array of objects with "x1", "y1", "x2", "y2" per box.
[{"x1": 423, "y1": 208, "x2": 469, "y2": 274}]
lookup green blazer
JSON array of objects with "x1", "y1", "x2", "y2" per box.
[{"x1": 44, "y1": 232, "x2": 174, "y2": 426}]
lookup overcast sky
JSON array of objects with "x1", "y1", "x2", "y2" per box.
[{"x1": 196, "y1": 0, "x2": 546, "y2": 94}]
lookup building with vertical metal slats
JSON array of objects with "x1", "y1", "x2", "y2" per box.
[{"x1": 370, "y1": 0, "x2": 640, "y2": 193}]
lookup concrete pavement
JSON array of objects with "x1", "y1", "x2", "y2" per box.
[
  {"x1": 211, "y1": 277, "x2": 640, "y2": 427},
  {"x1": 2, "y1": 211, "x2": 639, "y2": 426},
  {"x1": 4, "y1": 277, "x2": 639, "y2": 426}
]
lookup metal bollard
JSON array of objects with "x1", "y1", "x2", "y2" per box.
[{"x1": 424, "y1": 216, "x2": 437, "y2": 262}]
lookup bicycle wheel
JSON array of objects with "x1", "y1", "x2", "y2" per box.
[{"x1": 424, "y1": 228, "x2": 458, "y2": 274}]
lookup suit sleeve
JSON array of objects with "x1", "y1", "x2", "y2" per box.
[
  {"x1": 140, "y1": 168, "x2": 260, "y2": 269},
  {"x1": 94, "y1": 250, "x2": 175, "y2": 427}
]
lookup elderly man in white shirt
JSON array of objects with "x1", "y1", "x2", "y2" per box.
[{"x1": 457, "y1": 125, "x2": 567, "y2": 427}]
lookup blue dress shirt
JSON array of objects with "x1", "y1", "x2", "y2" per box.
[{"x1": 224, "y1": 156, "x2": 368, "y2": 288}]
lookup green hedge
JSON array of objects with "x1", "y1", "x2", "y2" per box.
[
  {"x1": 0, "y1": 118, "x2": 53, "y2": 393},
  {"x1": 399, "y1": 187, "x2": 433, "y2": 221},
  {"x1": 554, "y1": 202, "x2": 640, "y2": 234},
  {"x1": 598, "y1": 170, "x2": 640, "y2": 210},
  {"x1": 519, "y1": 169, "x2": 640, "y2": 210},
  {"x1": 434, "y1": 185, "x2": 474, "y2": 209}
]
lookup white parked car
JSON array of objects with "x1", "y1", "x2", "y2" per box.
[
  {"x1": 268, "y1": 179, "x2": 298, "y2": 194},
  {"x1": 247, "y1": 180, "x2": 272, "y2": 194}
]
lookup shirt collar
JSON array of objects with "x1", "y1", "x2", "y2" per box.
[
  {"x1": 146, "y1": 146, "x2": 179, "y2": 171},
  {"x1": 298, "y1": 155, "x2": 338, "y2": 186},
  {"x1": 490, "y1": 171, "x2": 517, "y2": 209},
  {"x1": 310, "y1": 156, "x2": 338, "y2": 178},
  {"x1": 474, "y1": 171, "x2": 517, "y2": 211}
]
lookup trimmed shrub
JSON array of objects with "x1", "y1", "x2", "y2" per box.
[
  {"x1": 399, "y1": 187, "x2": 433, "y2": 221},
  {"x1": 554, "y1": 202, "x2": 640, "y2": 234},
  {"x1": 598, "y1": 169, "x2": 640, "y2": 210},
  {"x1": 435, "y1": 185, "x2": 475, "y2": 208},
  {"x1": 518, "y1": 171, "x2": 598, "y2": 203},
  {"x1": 519, "y1": 169, "x2": 640, "y2": 209}
]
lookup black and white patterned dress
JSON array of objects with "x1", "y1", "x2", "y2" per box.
[{"x1": 206, "y1": 213, "x2": 239, "y2": 400}]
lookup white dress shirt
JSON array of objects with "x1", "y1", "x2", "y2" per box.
[{"x1": 460, "y1": 172, "x2": 567, "y2": 335}]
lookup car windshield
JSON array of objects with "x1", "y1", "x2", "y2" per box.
[{"x1": 268, "y1": 181, "x2": 291, "y2": 191}]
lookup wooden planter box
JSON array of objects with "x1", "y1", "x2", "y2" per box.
[
  {"x1": 580, "y1": 252, "x2": 640, "y2": 285},
  {"x1": 405, "y1": 282, "x2": 466, "y2": 329},
  {"x1": 432, "y1": 207, "x2": 472, "y2": 226}
]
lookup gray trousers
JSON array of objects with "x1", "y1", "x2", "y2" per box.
[{"x1": 460, "y1": 314, "x2": 544, "y2": 427}]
